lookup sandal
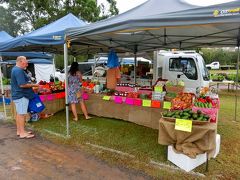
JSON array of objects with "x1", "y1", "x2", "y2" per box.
[
  {"x1": 19, "y1": 134, "x2": 35, "y2": 139},
  {"x1": 85, "y1": 116, "x2": 92, "y2": 120},
  {"x1": 73, "y1": 118, "x2": 78, "y2": 121},
  {"x1": 17, "y1": 131, "x2": 33, "y2": 136}
]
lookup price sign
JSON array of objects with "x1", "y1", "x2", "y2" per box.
[
  {"x1": 102, "y1": 96, "x2": 111, "y2": 100},
  {"x1": 175, "y1": 119, "x2": 192, "y2": 132},
  {"x1": 154, "y1": 86, "x2": 163, "y2": 92},
  {"x1": 163, "y1": 101, "x2": 171, "y2": 109},
  {"x1": 142, "y1": 100, "x2": 151, "y2": 107}
]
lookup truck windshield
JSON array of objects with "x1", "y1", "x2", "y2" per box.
[
  {"x1": 78, "y1": 63, "x2": 93, "y2": 76},
  {"x1": 198, "y1": 56, "x2": 210, "y2": 81},
  {"x1": 169, "y1": 58, "x2": 198, "y2": 80},
  {"x1": 78, "y1": 62, "x2": 106, "y2": 76}
]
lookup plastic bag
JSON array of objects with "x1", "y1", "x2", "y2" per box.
[{"x1": 28, "y1": 94, "x2": 45, "y2": 113}]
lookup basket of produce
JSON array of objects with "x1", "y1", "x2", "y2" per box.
[
  {"x1": 171, "y1": 92, "x2": 195, "y2": 110},
  {"x1": 162, "y1": 109, "x2": 210, "y2": 125},
  {"x1": 164, "y1": 92, "x2": 177, "y2": 101},
  {"x1": 165, "y1": 85, "x2": 184, "y2": 93},
  {"x1": 165, "y1": 80, "x2": 184, "y2": 93}
]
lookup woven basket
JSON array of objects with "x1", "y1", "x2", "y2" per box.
[
  {"x1": 164, "y1": 96, "x2": 175, "y2": 102},
  {"x1": 166, "y1": 85, "x2": 184, "y2": 93}
]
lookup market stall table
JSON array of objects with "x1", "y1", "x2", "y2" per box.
[
  {"x1": 158, "y1": 118, "x2": 217, "y2": 159},
  {"x1": 38, "y1": 93, "x2": 66, "y2": 114},
  {"x1": 77, "y1": 94, "x2": 164, "y2": 129},
  {"x1": 11, "y1": 93, "x2": 65, "y2": 117}
]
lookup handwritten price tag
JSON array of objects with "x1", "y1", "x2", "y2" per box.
[
  {"x1": 142, "y1": 100, "x2": 151, "y2": 107},
  {"x1": 175, "y1": 119, "x2": 192, "y2": 132},
  {"x1": 163, "y1": 101, "x2": 171, "y2": 109},
  {"x1": 154, "y1": 86, "x2": 163, "y2": 92},
  {"x1": 102, "y1": 96, "x2": 111, "y2": 101}
]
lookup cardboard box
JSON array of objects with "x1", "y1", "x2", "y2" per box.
[
  {"x1": 168, "y1": 145, "x2": 207, "y2": 172},
  {"x1": 213, "y1": 134, "x2": 221, "y2": 158}
]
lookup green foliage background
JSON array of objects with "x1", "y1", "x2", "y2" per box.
[
  {"x1": 0, "y1": 0, "x2": 118, "y2": 36},
  {"x1": 201, "y1": 48, "x2": 238, "y2": 65}
]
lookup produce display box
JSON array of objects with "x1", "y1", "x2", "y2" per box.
[
  {"x1": 168, "y1": 145, "x2": 207, "y2": 172},
  {"x1": 213, "y1": 134, "x2": 221, "y2": 158},
  {"x1": 162, "y1": 116, "x2": 210, "y2": 125},
  {"x1": 192, "y1": 106, "x2": 218, "y2": 123},
  {"x1": 165, "y1": 85, "x2": 184, "y2": 93},
  {"x1": 164, "y1": 95, "x2": 175, "y2": 102}
]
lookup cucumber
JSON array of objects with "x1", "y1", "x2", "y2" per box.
[{"x1": 197, "y1": 116, "x2": 203, "y2": 121}]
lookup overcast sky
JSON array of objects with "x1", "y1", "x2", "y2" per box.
[{"x1": 99, "y1": 0, "x2": 236, "y2": 14}]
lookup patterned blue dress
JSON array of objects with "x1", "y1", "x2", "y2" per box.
[{"x1": 68, "y1": 72, "x2": 82, "y2": 103}]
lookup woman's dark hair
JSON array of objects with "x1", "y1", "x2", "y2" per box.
[{"x1": 69, "y1": 62, "x2": 79, "y2": 76}]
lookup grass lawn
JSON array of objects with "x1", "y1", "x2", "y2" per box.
[{"x1": 4, "y1": 92, "x2": 240, "y2": 179}]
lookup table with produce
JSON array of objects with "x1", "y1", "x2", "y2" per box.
[
  {"x1": 81, "y1": 80, "x2": 219, "y2": 134},
  {"x1": 158, "y1": 86, "x2": 219, "y2": 158},
  {"x1": 77, "y1": 81, "x2": 166, "y2": 129},
  {"x1": 92, "y1": 79, "x2": 220, "y2": 158},
  {"x1": 36, "y1": 80, "x2": 66, "y2": 114}
]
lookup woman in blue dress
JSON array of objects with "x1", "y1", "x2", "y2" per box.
[{"x1": 68, "y1": 62, "x2": 91, "y2": 121}]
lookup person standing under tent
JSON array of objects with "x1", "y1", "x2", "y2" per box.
[
  {"x1": 106, "y1": 49, "x2": 121, "y2": 90},
  {"x1": 68, "y1": 62, "x2": 92, "y2": 121},
  {"x1": 11, "y1": 56, "x2": 39, "y2": 139},
  {"x1": 106, "y1": 67, "x2": 121, "y2": 90}
]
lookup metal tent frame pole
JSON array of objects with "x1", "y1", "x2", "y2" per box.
[
  {"x1": 53, "y1": 54, "x2": 56, "y2": 83},
  {"x1": 134, "y1": 45, "x2": 138, "y2": 85},
  {"x1": 0, "y1": 63, "x2": 7, "y2": 120},
  {"x1": 64, "y1": 42, "x2": 70, "y2": 136},
  {"x1": 234, "y1": 44, "x2": 240, "y2": 122}
]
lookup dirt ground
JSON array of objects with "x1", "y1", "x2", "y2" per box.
[{"x1": 0, "y1": 122, "x2": 152, "y2": 180}]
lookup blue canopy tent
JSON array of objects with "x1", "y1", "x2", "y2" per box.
[
  {"x1": 0, "y1": 31, "x2": 14, "y2": 120},
  {"x1": 0, "y1": 58, "x2": 52, "y2": 65},
  {"x1": 0, "y1": 52, "x2": 52, "y2": 59},
  {"x1": 0, "y1": 31, "x2": 13, "y2": 43},
  {"x1": 0, "y1": 13, "x2": 86, "y2": 53},
  {"x1": 0, "y1": 13, "x2": 86, "y2": 135},
  {"x1": 0, "y1": 58, "x2": 54, "y2": 84}
]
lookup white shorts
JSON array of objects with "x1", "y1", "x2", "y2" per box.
[{"x1": 13, "y1": 97, "x2": 29, "y2": 115}]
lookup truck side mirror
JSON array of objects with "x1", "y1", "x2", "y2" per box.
[
  {"x1": 177, "y1": 73, "x2": 184, "y2": 78},
  {"x1": 182, "y1": 66, "x2": 187, "y2": 74}
]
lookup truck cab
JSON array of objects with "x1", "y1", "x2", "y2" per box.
[{"x1": 155, "y1": 51, "x2": 210, "y2": 92}]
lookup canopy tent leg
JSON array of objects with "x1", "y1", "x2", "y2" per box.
[
  {"x1": 234, "y1": 44, "x2": 240, "y2": 122},
  {"x1": 134, "y1": 45, "x2": 138, "y2": 85},
  {"x1": 0, "y1": 64, "x2": 7, "y2": 120},
  {"x1": 53, "y1": 54, "x2": 56, "y2": 83},
  {"x1": 64, "y1": 42, "x2": 70, "y2": 136},
  {"x1": 153, "y1": 51, "x2": 158, "y2": 83}
]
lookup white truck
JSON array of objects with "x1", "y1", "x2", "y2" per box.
[
  {"x1": 154, "y1": 51, "x2": 210, "y2": 92},
  {"x1": 206, "y1": 61, "x2": 220, "y2": 70}
]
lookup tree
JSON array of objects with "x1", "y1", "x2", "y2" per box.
[
  {"x1": 2, "y1": 0, "x2": 119, "y2": 33},
  {"x1": 201, "y1": 48, "x2": 238, "y2": 65},
  {"x1": 0, "y1": 6, "x2": 22, "y2": 36}
]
